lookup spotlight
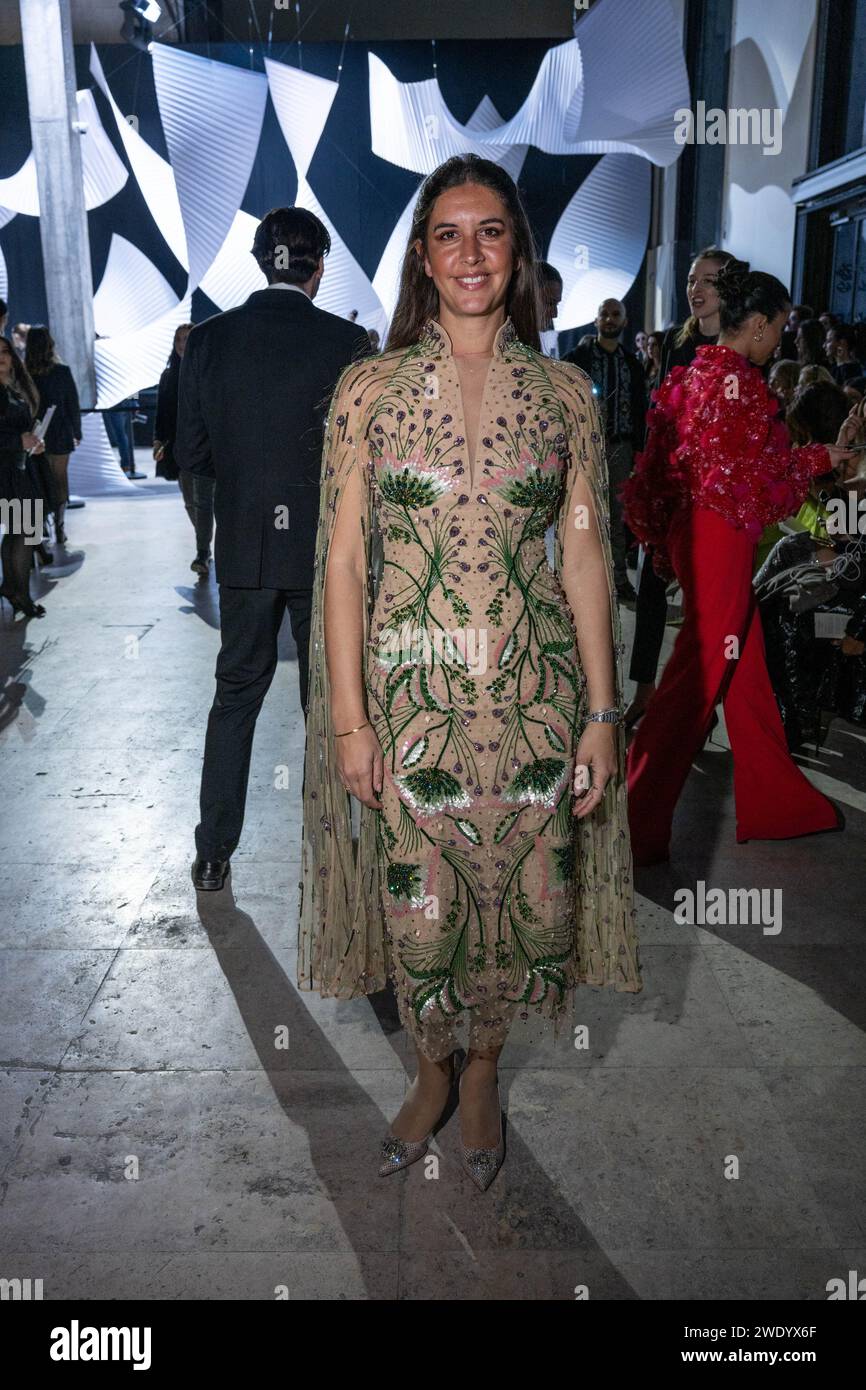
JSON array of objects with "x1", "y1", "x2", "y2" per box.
[{"x1": 119, "y1": 1, "x2": 162, "y2": 50}]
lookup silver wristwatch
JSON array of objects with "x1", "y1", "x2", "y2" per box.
[{"x1": 587, "y1": 706, "x2": 622, "y2": 724}]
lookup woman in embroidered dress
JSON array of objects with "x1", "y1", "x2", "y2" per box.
[
  {"x1": 621, "y1": 266, "x2": 854, "y2": 866},
  {"x1": 299, "y1": 155, "x2": 640, "y2": 1189}
]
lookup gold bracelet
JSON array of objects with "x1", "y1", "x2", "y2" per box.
[{"x1": 334, "y1": 720, "x2": 370, "y2": 738}]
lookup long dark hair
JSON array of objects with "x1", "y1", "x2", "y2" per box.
[
  {"x1": 24, "y1": 324, "x2": 59, "y2": 378},
  {"x1": 714, "y1": 265, "x2": 790, "y2": 333},
  {"x1": 674, "y1": 246, "x2": 745, "y2": 348},
  {"x1": 385, "y1": 155, "x2": 541, "y2": 352},
  {"x1": 0, "y1": 334, "x2": 39, "y2": 414},
  {"x1": 796, "y1": 318, "x2": 827, "y2": 367}
]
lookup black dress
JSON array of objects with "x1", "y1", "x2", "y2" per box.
[
  {"x1": 154, "y1": 355, "x2": 181, "y2": 480},
  {"x1": 32, "y1": 363, "x2": 81, "y2": 454},
  {"x1": 658, "y1": 324, "x2": 717, "y2": 381},
  {"x1": 0, "y1": 386, "x2": 40, "y2": 505}
]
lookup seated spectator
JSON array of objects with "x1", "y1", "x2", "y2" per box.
[
  {"x1": 796, "y1": 317, "x2": 829, "y2": 369},
  {"x1": 757, "y1": 380, "x2": 851, "y2": 568},
  {"x1": 825, "y1": 323, "x2": 862, "y2": 385},
  {"x1": 787, "y1": 304, "x2": 814, "y2": 333},
  {"x1": 843, "y1": 375, "x2": 866, "y2": 407},
  {"x1": 769, "y1": 359, "x2": 800, "y2": 411},
  {"x1": 799, "y1": 364, "x2": 836, "y2": 388},
  {"x1": 755, "y1": 394, "x2": 866, "y2": 749}
]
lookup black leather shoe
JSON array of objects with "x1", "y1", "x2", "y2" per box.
[{"x1": 191, "y1": 857, "x2": 230, "y2": 891}]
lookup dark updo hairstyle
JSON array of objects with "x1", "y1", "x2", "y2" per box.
[
  {"x1": 251, "y1": 207, "x2": 331, "y2": 286},
  {"x1": 714, "y1": 264, "x2": 791, "y2": 334},
  {"x1": 385, "y1": 154, "x2": 541, "y2": 352},
  {"x1": 786, "y1": 381, "x2": 850, "y2": 446}
]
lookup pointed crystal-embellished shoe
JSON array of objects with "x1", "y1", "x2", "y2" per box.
[
  {"x1": 459, "y1": 1071, "x2": 505, "y2": 1192},
  {"x1": 378, "y1": 1133, "x2": 430, "y2": 1177},
  {"x1": 378, "y1": 1051, "x2": 461, "y2": 1177}
]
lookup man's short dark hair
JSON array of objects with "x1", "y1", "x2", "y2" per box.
[{"x1": 252, "y1": 207, "x2": 331, "y2": 285}]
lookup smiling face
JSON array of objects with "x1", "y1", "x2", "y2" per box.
[
  {"x1": 415, "y1": 182, "x2": 517, "y2": 326},
  {"x1": 687, "y1": 258, "x2": 725, "y2": 321}
]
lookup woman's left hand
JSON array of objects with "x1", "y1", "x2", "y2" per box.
[{"x1": 572, "y1": 721, "x2": 618, "y2": 819}]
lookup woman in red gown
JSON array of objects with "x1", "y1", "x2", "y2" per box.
[{"x1": 621, "y1": 266, "x2": 853, "y2": 865}]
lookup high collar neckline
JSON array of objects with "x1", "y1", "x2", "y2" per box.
[
  {"x1": 419, "y1": 315, "x2": 518, "y2": 358},
  {"x1": 698, "y1": 343, "x2": 751, "y2": 363}
]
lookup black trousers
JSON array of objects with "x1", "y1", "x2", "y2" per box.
[
  {"x1": 196, "y1": 585, "x2": 312, "y2": 860},
  {"x1": 628, "y1": 546, "x2": 669, "y2": 685}
]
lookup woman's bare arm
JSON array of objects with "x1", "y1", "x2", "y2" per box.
[
  {"x1": 559, "y1": 464, "x2": 619, "y2": 819},
  {"x1": 560, "y1": 466, "x2": 617, "y2": 713},
  {"x1": 323, "y1": 461, "x2": 383, "y2": 808}
]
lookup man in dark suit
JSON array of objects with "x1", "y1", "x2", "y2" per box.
[
  {"x1": 176, "y1": 206, "x2": 372, "y2": 891},
  {"x1": 563, "y1": 298, "x2": 646, "y2": 605}
]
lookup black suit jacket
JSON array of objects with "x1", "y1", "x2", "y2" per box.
[
  {"x1": 562, "y1": 339, "x2": 647, "y2": 449},
  {"x1": 175, "y1": 287, "x2": 371, "y2": 588}
]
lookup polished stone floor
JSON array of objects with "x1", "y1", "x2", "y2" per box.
[{"x1": 1, "y1": 480, "x2": 864, "y2": 1301}]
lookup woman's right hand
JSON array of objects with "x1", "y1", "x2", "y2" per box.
[
  {"x1": 334, "y1": 721, "x2": 383, "y2": 809},
  {"x1": 836, "y1": 407, "x2": 866, "y2": 450},
  {"x1": 21, "y1": 432, "x2": 44, "y2": 454},
  {"x1": 153, "y1": 441, "x2": 165, "y2": 462}
]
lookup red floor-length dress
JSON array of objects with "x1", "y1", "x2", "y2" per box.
[{"x1": 621, "y1": 344, "x2": 840, "y2": 865}]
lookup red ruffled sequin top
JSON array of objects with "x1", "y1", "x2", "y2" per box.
[{"x1": 621, "y1": 344, "x2": 831, "y2": 577}]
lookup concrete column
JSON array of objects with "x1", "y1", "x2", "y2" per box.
[{"x1": 19, "y1": 0, "x2": 96, "y2": 408}]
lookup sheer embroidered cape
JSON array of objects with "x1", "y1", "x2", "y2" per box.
[{"x1": 298, "y1": 323, "x2": 642, "y2": 1004}]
